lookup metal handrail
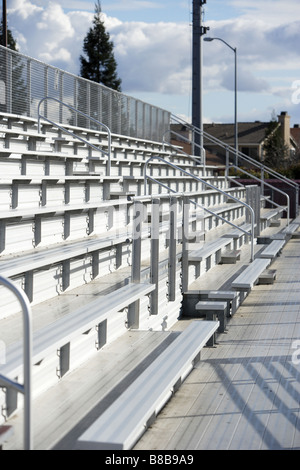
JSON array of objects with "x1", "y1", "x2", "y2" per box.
[
  {"x1": 37, "y1": 96, "x2": 112, "y2": 176},
  {"x1": 0, "y1": 276, "x2": 32, "y2": 450},
  {"x1": 162, "y1": 129, "x2": 205, "y2": 168},
  {"x1": 169, "y1": 114, "x2": 299, "y2": 216},
  {"x1": 230, "y1": 164, "x2": 290, "y2": 226},
  {"x1": 144, "y1": 156, "x2": 255, "y2": 261}
]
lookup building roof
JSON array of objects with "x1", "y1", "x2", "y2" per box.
[
  {"x1": 204, "y1": 122, "x2": 271, "y2": 146},
  {"x1": 291, "y1": 125, "x2": 300, "y2": 147}
]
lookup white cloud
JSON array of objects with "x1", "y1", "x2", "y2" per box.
[
  {"x1": 229, "y1": 0, "x2": 300, "y2": 27},
  {"x1": 8, "y1": 0, "x2": 43, "y2": 19},
  {"x1": 105, "y1": 1, "x2": 163, "y2": 12},
  {"x1": 36, "y1": 3, "x2": 74, "y2": 37},
  {"x1": 111, "y1": 21, "x2": 191, "y2": 94},
  {"x1": 6, "y1": 0, "x2": 300, "y2": 122}
]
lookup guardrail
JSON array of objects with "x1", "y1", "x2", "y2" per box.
[
  {"x1": 167, "y1": 114, "x2": 298, "y2": 218},
  {"x1": 0, "y1": 276, "x2": 33, "y2": 450},
  {"x1": 0, "y1": 45, "x2": 170, "y2": 142},
  {"x1": 162, "y1": 129, "x2": 205, "y2": 168},
  {"x1": 143, "y1": 156, "x2": 255, "y2": 262},
  {"x1": 38, "y1": 96, "x2": 112, "y2": 176}
]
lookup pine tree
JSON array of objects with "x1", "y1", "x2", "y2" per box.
[
  {"x1": 80, "y1": 1, "x2": 122, "y2": 92},
  {"x1": 263, "y1": 113, "x2": 289, "y2": 168},
  {"x1": 0, "y1": 21, "x2": 17, "y2": 51}
]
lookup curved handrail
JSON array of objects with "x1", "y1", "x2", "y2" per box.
[
  {"x1": 37, "y1": 96, "x2": 112, "y2": 175},
  {"x1": 144, "y1": 155, "x2": 255, "y2": 261},
  {"x1": 0, "y1": 276, "x2": 32, "y2": 450}
]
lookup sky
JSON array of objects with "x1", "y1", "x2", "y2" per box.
[{"x1": 5, "y1": 0, "x2": 300, "y2": 126}]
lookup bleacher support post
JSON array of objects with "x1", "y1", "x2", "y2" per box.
[
  {"x1": 181, "y1": 197, "x2": 190, "y2": 293},
  {"x1": 168, "y1": 197, "x2": 178, "y2": 301},
  {"x1": 150, "y1": 198, "x2": 160, "y2": 315},
  {"x1": 128, "y1": 201, "x2": 143, "y2": 328}
]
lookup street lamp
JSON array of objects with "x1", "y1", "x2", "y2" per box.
[{"x1": 204, "y1": 37, "x2": 238, "y2": 165}]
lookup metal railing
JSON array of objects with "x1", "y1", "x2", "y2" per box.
[
  {"x1": 166, "y1": 114, "x2": 298, "y2": 219},
  {"x1": 0, "y1": 276, "x2": 32, "y2": 451},
  {"x1": 144, "y1": 156, "x2": 255, "y2": 262},
  {"x1": 162, "y1": 129, "x2": 205, "y2": 168},
  {"x1": 229, "y1": 164, "x2": 290, "y2": 226},
  {"x1": 0, "y1": 45, "x2": 170, "y2": 142},
  {"x1": 38, "y1": 96, "x2": 112, "y2": 175}
]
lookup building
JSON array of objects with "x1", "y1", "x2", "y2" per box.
[{"x1": 171, "y1": 111, "x2": 299, "y2": 166}]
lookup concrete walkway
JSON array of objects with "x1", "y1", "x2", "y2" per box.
[{"x1": 135, "y1": 237, "x2": 300, "y2": 450}]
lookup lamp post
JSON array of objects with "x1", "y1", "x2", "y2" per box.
[
  {"x1": 192, "y1": 0, "x2": 209, "y2": 159},
  {"x1": 204, "y1": 37, "x2": 238, "y2": 165},
  {"x1": 2, "y1": 0, "x2": 7, "y2": 47}
]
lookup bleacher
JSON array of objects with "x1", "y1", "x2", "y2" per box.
[{"x1": 0, "y1": 107, "x2": 298, "y2": 451}]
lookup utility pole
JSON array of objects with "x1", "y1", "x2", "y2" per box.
[
  {"x1": 2, "y1": 0, "x2": 7, "y2": 47},
  {"x1": 192, "y1": 0, "x2": 209, "y2": 158}
]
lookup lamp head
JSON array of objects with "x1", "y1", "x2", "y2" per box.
[{"x1": 204, "y1": 37, "x2": 214, "y2": 42}]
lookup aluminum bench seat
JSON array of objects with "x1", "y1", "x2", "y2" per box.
[
  {"x1": 260, "y1": 207, "x2": 286, "y2": 221},
  {"x1": 271, "y1": 223, "x2": 299, "y2": 240},
  {"x1": 195, "y1": 301, "x2": 227, "y2": 341},
  {"x1": 0, "y1": 282, "x2": 155, "y2": 381},
  {"x1": 231, "y1": 258, "x2": 271, "y2": 291},
  {"x1": 207, "y1": 290, "x2": 238, "y2": 316},
  {"x1": 283, "y1": 223, "x2": 299, "y2": 235},
  {"x1": 188, "y1": 237, "x2": 233, "y2": 262},
  {"x1": 0, "y1": 232, "x2": 130, "y2": 279},
  {"x1": 0, "y1": 148, "x2": 84, "y2": 161},
  {"x1": 183, "y1": 290, "x2": 238, "y2": 318},
  {"x1": 222, "y1": 223, "x2": 253, "y2": 239},
  {"x1": 259, "y1": 240, "x2": 286, "y2": 259},
  {"x1": 0, "y1": 128, "x2": 47, "y2": 140},
  {"x1": 221, "y1": 249, "x2": 241, "y2": 264},
  {"x1": 0, "y1": 198, "x2": 131, "y2": 221},
  {"x1": 76, "y1": 320, "x2": 219, "y2": 450}
]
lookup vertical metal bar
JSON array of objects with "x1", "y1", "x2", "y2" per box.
[
  {"x1": 0, "y1": 220, "x2": 6, "y2": 252},
  {"x1": 225, "y1": 147, "x2": 229, "y2": 181},
  {"x1": 87, "y1": 82, "x2": 90, "y2": 128},
  {"x1": 44, "y1": 66, "x2": 48, "y2": 119},
  {"x1": 168, "y1": 197, "x2": 177, "y2": 301},
  {"x1": 27, "y1": 60, "x2": 31, "y2": 117},
  {"x1": 261, "y1": 167, "x2": 264, "y2": 197},
  {"x1": 73, "y1": 78, "x2": 78, "y2": 127},
  {"x1": 135, "y1": 99, "x2": 138, "y2": 138},
  {"x1": 99, "y1": 85, "x2": 102, "y2": 125},
  {"x1": 128, "y1": 201, "x2": 144, "y2": 328},
  {"x1": 59, "y1": 72, "x2": 63, "y2": 124},
  {"x1": 108, "y1": 90, "x2": 112, "y2": 131},
  {"x1": 7, "y1": 52, "x2": 12, "y2": 113},
  {"x1": 58, "y1": 342, "x2": 70, "y2": 378},
  {"x1": 181, "y1": 196, "x2": 190, "y2": 293},
  {"x1": 131, "y1": 201, "x2": 143, "y2": 283},
  {"x1": 150, "y1": 198, "x2": 160, "y2": 315}
]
